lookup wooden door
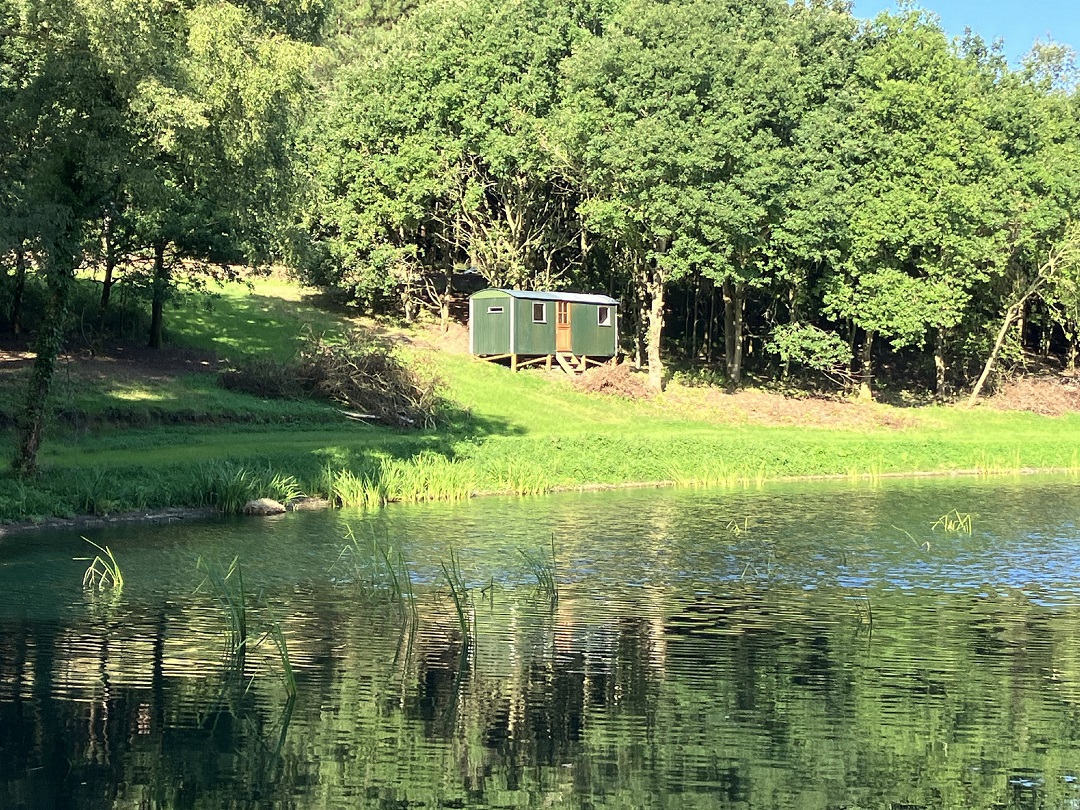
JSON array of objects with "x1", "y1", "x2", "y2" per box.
[{"x1": 556, "y1": 301, "x2": 572, "y2": 352}]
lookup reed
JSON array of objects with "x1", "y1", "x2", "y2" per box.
[
  {"x1": 196, "y1": 555, "x2": 249, "y2": 670},
  {"x1": 265, "y1": 471, "x2": 304, "y2": 504},
  {"x1": 197, "y1": 461, "x2": 260, "y2": 513},
  {"x1": 491, "y1": 460, "x2": 551, "y2": 497},
  {"x1": 669, "y1": 460, "x2": 739, "y2": 489},
  {"x1": 74, "y1": 468, "x2": 118, "y2": 515},
  {"x1": 440, "y1": 545, "x2": 472, "y2": 646},
  {"x1": 80, "y1": 538, "x2": 124, "y2": 592},
  {"x1": 725, "y1": 517, "x2": 752, "y2": 535},
  {"x1": 322, "y1": 466, "x2": 385, "y2": 509},
  {"x1": 519, "y1": 535, "x2": 559, "y2": 606},
  {"x1": 932, "y1": 510, "x2": 974, "y2": 535},
  {"x1": 384, "y1": 454, "x2": 476, "y2": 503},
  {"x1": 851, "y1": 593, "x2": 874, "y2": 636},
  {"x1": 895, "y1": 525, "x2": 931, "y2": 551},
  {"x1": 336, "y1": 525, "x2": 417, "y2": 619},
  {"x1": 263, "y1": 606, "x2": 297, "y2": 699}
]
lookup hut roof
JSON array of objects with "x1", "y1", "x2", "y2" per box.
[{"x1": 473, "y1": 289, "x2": 619, "y2": 306}]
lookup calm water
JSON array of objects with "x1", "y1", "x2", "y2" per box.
[{"x1": 2, "y1": 476, "x2": 1080, "y2": 809}]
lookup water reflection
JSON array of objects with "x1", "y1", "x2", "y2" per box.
[{"x1": 2, "y1": 477, "x2": 1080, "y2": 807}]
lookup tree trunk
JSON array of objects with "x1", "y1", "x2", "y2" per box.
[
  {"x1": 934, "y1": 326, "x2": 947, "y2": 398},
  {"x1": 646, "y1": 262, "x2": 665, "y2": 391},
  {"x1": 10, "y1": 246, "x2": 26, "y2": 336},
  {"x1": 858, "y1": 329, "x2": 874, "y2": 400},
  {"x1": 690, "y1": 272, "x2": 701, "y2": 362},
  {"x1": 705, "y1": 280, "x2": 715, "y2": 364},
  {"x1": 634, "y1": 273, "x2": 647, "y2": 369},
  {"x1": 13, "y1": 256, "x2": 73, "y2": 476},
  {"x1": 722, "y1": 279, "x2": 734, "y2": 377},
  {"x1": 98, "y1": 215, "x2": 117, "y2": 330},
  {"x1": 968, "y1": 279, "x2": 1047, "y2": 406},
  {"x1": 148, "y1": 240, "x2": 167, "y2": 349},
  {"x1": 729, "y1": 282, "x2": 745, "y2": 386},
  {"x1": 968, "y1": 304, "x2": 1023, "y2": 406},
  {"x1": 440, "y1": 266, "x2": 452, "y2": 333}
]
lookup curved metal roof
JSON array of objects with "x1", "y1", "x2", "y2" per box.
[{"x1": 472, "y1": 288, "x2": 619, "y2": 306}]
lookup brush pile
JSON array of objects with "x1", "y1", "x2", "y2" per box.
[
  {"x1": 988, "y1": 373, "x2": 1080, "y2": 416},
  {"x1": 297, "y1": 332, "x2": 444, "y2": 427},
  {"x1": 572, "y1": 360, "x2": 652, "y2": 399},
  {"x1": 220, "y1": 330, "x2": 447, "y2": 428}
]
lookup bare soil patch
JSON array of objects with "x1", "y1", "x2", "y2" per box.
[{"x1": 669, "y1": 385, "x2": 916, "y2": 430}]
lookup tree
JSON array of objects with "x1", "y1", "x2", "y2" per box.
[
  {"x1": 302, "y1": 0, "x2": 591, "y2": 327},
  {"x1": 823, "y1": 9, "x2": 1011, "y2": 398},
  {"x1": 5, "y1": 0, "x2": 313, "y2": 474},
  {"x1": 561, "y1": 0, "x2": 815, "y2": 388}
]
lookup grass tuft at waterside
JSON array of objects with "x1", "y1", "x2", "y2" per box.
[{"x1": 4, "y1": 275, "x2": 1080, "y2": 524}]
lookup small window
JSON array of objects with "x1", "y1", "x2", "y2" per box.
[
  {"x1": 487, "y1": 306, "x2": 504, "y2": 314},
  {"x1": 597, "y1": 306, "x2": 612, "y2": 327},
  {"x1": 532, "y1": 302, "x2": 547, "y2": 323}
]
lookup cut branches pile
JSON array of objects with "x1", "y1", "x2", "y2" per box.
[{"x1": 220, "y1": 330, "x2": 448, "y2": 428}]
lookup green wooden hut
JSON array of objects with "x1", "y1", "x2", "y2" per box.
[{"x1": 469, "y1": 289, "x2": 619, "y2": 373}]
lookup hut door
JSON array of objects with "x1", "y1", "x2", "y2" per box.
[{"x1": 556, "y1": 301, "x2": 572, "y2": 352}]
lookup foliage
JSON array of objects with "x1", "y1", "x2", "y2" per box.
[
  {"x1": 80, "y1": 538, "x2": 124, "y2": 592},
  {"x1": 766, "y1": 322, "x2": 853, "y2": 387}
]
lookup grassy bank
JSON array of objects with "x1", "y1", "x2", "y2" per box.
[{"x1": 3, "y1": 276, "x2": 1080, "y2": 524}]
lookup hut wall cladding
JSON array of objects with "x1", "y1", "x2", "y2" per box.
[
  {"x1": 469, "y1": 289, "x2": 619, "y2": 357},
  {"x1": 513, "y1": 297, "x2": 555, "y2": 355},
  {"x1": 570, "y1": 302, "x2": 616, "y2": 356},
  {"x1": 471, "y1": 291, "x2": 512, "y2": 354}
]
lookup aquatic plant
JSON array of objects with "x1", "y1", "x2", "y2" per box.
[
  {"x1": 196, "y1": 555, "x2": 249, "y2": 670},
  {"x1": 320, "y1": 465, "x2": 385, "y2": 509},
  {"x1": 519, "y1": 535, "x2": 559, "y2": 606},
  {"x1": 265, "y1": 471, "x2": 304, "y2": 504},
  {"x1": 932, "y1": 510, "x2": 974, "y2": 535},
  {"x1": 262, "y1": 605, "x2": 297, "y2": 699},
  {"x1": 384, "y1": 453, "x2": 476, "y2": 503},
  {"x1": 75, "y1": 468, "x2": 118, "y2": 515},
  {"x1": 895, "y1": 525, "x2": 931, "y2": 551},
  {"x1": 196, "y1": 461, "x2": 260, "y2": 513},
  {"x1": 441, "y1": 545, "x2": 472, "y2": 646},
  {"x1": 851, "y1": 592, "x2": 874, "y2": 636},
  {"x1": 80, "y1": 538, "x2": 124, "y2": 592},
  {"x1": 725, "y1": 517, "x2": 752, "y2": 535},
  {"x1": 336, "y1": 525, "x2": 417, "y2": 620}
]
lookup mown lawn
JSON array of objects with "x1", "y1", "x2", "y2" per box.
[{"x1": 2, "y1": 275, "x2": 1079, "y2": 523}]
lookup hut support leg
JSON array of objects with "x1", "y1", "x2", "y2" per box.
[
  {"x1": 545, "y1": 354, "x2": 552, "y2": 371},
  {"x1": 510, "y1": 353, "x2": 517, "y2": 372}
]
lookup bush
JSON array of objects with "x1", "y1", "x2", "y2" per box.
[{"x1": 766, "y1": 323, "x2": 853, "y2": 387}]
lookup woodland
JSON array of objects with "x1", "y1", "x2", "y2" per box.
[{"x1": 3, "y1": 0, "x2": 1080, "y2": 475}]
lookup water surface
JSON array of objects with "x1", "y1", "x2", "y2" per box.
[{"x1": 2, "y1": 475, "x2": 1080, "y2": 808}]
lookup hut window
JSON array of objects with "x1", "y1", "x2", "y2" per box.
[
  {"x1": 597, "y1": 306, "x2": 612, "y2": 327},
  {"x1": 487, "y1": 306, "x2": 504, "y2": 314},
  {"x1": 532, "y1": 302, "x2": 547, "y2": 323}
]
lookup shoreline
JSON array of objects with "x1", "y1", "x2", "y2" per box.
[{"x1": 3, "y1": 464, "x2": 1074, "y2": 539}]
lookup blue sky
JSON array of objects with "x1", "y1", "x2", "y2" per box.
[{"x1": 850, "y1": 1, "x2": 1078, "y2": 64}]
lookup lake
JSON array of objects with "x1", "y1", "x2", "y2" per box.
[{"x1": 2, "y1": 475, "x2": 1080, "y2": 809}]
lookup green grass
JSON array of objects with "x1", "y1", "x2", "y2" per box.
[
  {"x1": 176, "y1": 277, "x2": 355, "y2": 362},
  {"x1": 4, "y1": 274, "x2": 1080, "y2": 523}
]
